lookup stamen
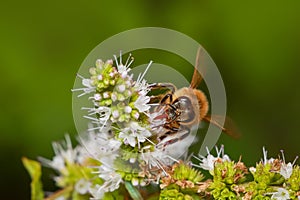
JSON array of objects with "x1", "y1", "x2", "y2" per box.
[
  {"x1": 87, "y1": 126, "x2": 102, "y2": 131},
  {"x1": 191, "y1": 163, "x2": 202, "y2": 168},
  {"x1": 166, "y1": 155, "x2": 179, "y2": 163},
  {"x1": 206, "y1": 147, "x2": 210, "y2": 155},
  {"x1": 137, "y1": 61, "x2": 153, "y2": 84},
  {"x1": 71, "y1": 88, "x2": 86, "y2": 92},
  {"x1": 263, "y1": 146, "x2": 267, "y2": 164},
  {"x1": 124, "y1": 53, "x2": 132, "y2": 67},
  {"x1": 156, "y1": 160, "x2": 167, "y2": 176},
  {"x1": 293, "y1": 156, "x2": 299, "y2": 165},
  {"x1": 76, "y1": 73, "x2": 85, "y2": 79},
  {"x1": 192, "y1": 155, "x2": 202, "y2": 162},
  {"x1": 83, "y1": 115, "x2": 99, "y2": 121},
  {"x1": 113, "y1": 55, "x2": 119, "y2": 67},
  {"x1": 119, "y1": 50, "x2": 122, "y2": 64},
  {"x1": 221, "y1": 144, "x2": 225, "y2": 157},
  {"x1": 127, "y1": 57, "x2": 134, "y2": 68},
  {"x1": 144, "y1": 137, "x2": 156, "y2": 146},
  {"x1": 280, "y1": 150, "x2": 285, "y2": 163}
]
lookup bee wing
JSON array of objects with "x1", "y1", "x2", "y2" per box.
[
  {"x1": 203, "y1": 115, "x2": 241, "y2": 139},
  {"x1": 190, "y1": 47, "x2": 205, "y2": 89}
]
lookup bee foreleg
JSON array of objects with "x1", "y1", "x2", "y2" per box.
[
  {"x1": 156, "y1": 126, "x2": 190, "y2": 149},
  {"x1": 149, "y1": 94, "x2": 166, "y2": 103},
  {"x1": 148, "y1": 83, "x2": 177, "y2": 94},
  {"x1": 160, "y1": 93, "x2": 173, "y2": 105}
]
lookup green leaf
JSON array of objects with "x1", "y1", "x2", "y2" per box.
[
  {"x1": 124, "y1": 181, "x2": 143, "y2": 200},
  {"x1": 22, "y1": 157, "x2": 44, "y2": 200}
]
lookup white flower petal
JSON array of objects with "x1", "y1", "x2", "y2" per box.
[
  {"x1": 134, "y1": 95, "x2": 150, "y2": 112},
  {"x1": 271, "y1": 188, "x2": 290, "y2": 200},
  {"x1": 75, "y1": 179, "x2": 91, "y2": 194}
]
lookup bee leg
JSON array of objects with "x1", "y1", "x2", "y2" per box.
[
  {"x1": 148, "y1": 83, "x2": 177, "y2": 94},
  {"x1": 151, "y1": 93, "x2": 174, "y2": 111},
  {"x1": 156, "y1": 127, "x2": 190, "y2": 149},
  {"x1": 156, "y1": 125, "x2": 190, "y2": 149},
  {"x1": 160, "y1": 93, "x2": 173, "y2": 105},
  {"x1": 149, "y1": 94, "x2": 166, "y2": 103}
]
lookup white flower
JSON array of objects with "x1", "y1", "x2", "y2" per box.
[
  {"x1": 249, "y1": 166, "x2": 256, "y2": 174},
  {"x1": 135, "y1": 79, "x2": 150, "y2": 96},
  {"x1": 89, "y1": 166, "x2": 122, "y2": 200},
  {"x1": 118, "y1": 122, "x2": 152, "y2": 148},
  {"x1": 79, "y1": 131, "x2": 121, "y2": 167},
  {"x1": 134, "y1": 95, "x2": 150, "y2": 112},
  {"x1": 103, "y1": 92, "x2": 110, "y2": 99},
  {"x1": 117, "y1": 84, "x2": 126, "y2": 93},
  {"x1": 280, "y1": 162, "x2": 293, "y2": 179},
  {"x1": 82, "y1": 78, "x2": 93, "y2": 88},
  {"x1": 39, "y1": 135, "x2": 79, "y2": 171},
  {"x1": 71, "y1": 74, "x2": 96, "y2": 97},
  {"x1": 124, "y1": 106, "x2": 132, "y2": 113},
  {"x1": 111, "y1": 92, "x2": 117, "y2": 102},
  {"x1": 279, "y1": 150, "x2": 298, "y2": 179},
  {"x1": 97, "y1": 74, "x2": 103, "y2": 80},
  {"x1": 119, "y1": 130, "x2": 137, "y2": 147},
  {"x1": 75, "y1": 178, "x2": 91, "y2": 194},
  {"x1": 194, "y1": 145, "x2": 230, "y2": 171},
  {"x1": 271, "y1": 188, "x2": 290, "y2": 200},
  {"x1": 262, "y1": 146, "x2": 275, "y2": 165},
  {"x1": 94, "y1": 93, "x2": 102, "y2": 101},
  {"x1": 81, "y1": 106, "x2": 111, "y2": 130},
  {"x1": 114, "y1": 52, "x2": 133, "y2": 78},
  {"x1": 89, "y1": 184, "x2": 105, "y2": 200},
  {"x1": 50, "y1": 155, "x2": 65, "y2": 171},
  {"x1": 199, "y1": 154, "x2": 217, "y2": 171},
  {"x1": 112, "y1": 110, "x2": 120, "y2": 118},
  {"x1": 140, "y1": 146, "x2": 177, "y2": 181}
]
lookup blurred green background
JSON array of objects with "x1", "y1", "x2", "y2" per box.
[{"x1": 1, "y1": 1, "x2": 300, "y2": 199}]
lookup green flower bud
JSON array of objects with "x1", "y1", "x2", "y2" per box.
[
  {"x1": 118, "y1": 114, "x2": 126, "y2": 122},
  {"x1": 117, "y1": 94, "x2": 125, "y2": 101},
  {"x1": 95, "y1": 59, "x2": 104, "y2": 69},
  {"x1": 287, "y1": 166, "x2": 300, "y2": 191},
  {"x1": 110, "y1": 80, "x2": 115, "y2": 85},
  {"x1": 103, "y1": 78, "x2": 110, "y2": 86},
  {"x1": 104, "y1": 99, "x2": 112, "y2": 106},
  {"x1": 89, "y1": 67, "x2": 97, "y2": 75}
]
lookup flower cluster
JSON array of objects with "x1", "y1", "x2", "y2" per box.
[
  {"x1": 23, "y1": 52, "x2": 300, "y2": 200},
  {"x1": 189, "y1": 146, "x2": 299, "y2": 200}
]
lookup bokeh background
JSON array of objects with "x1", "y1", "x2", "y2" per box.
[{"x1": 1, "y1": 1, "x2": 300, "y2": 199}]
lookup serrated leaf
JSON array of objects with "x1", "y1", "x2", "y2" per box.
[{"x1": 22, "y1": 157, "x2": 44, "y2": 200}]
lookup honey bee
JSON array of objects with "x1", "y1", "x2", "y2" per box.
[{"x1": 149, "y1": 47, "x2": 239, "y2": 148}]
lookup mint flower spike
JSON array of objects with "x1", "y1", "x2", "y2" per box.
[{"x1": 38, "y1": 134, "x2": 96, "y2": 198}]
